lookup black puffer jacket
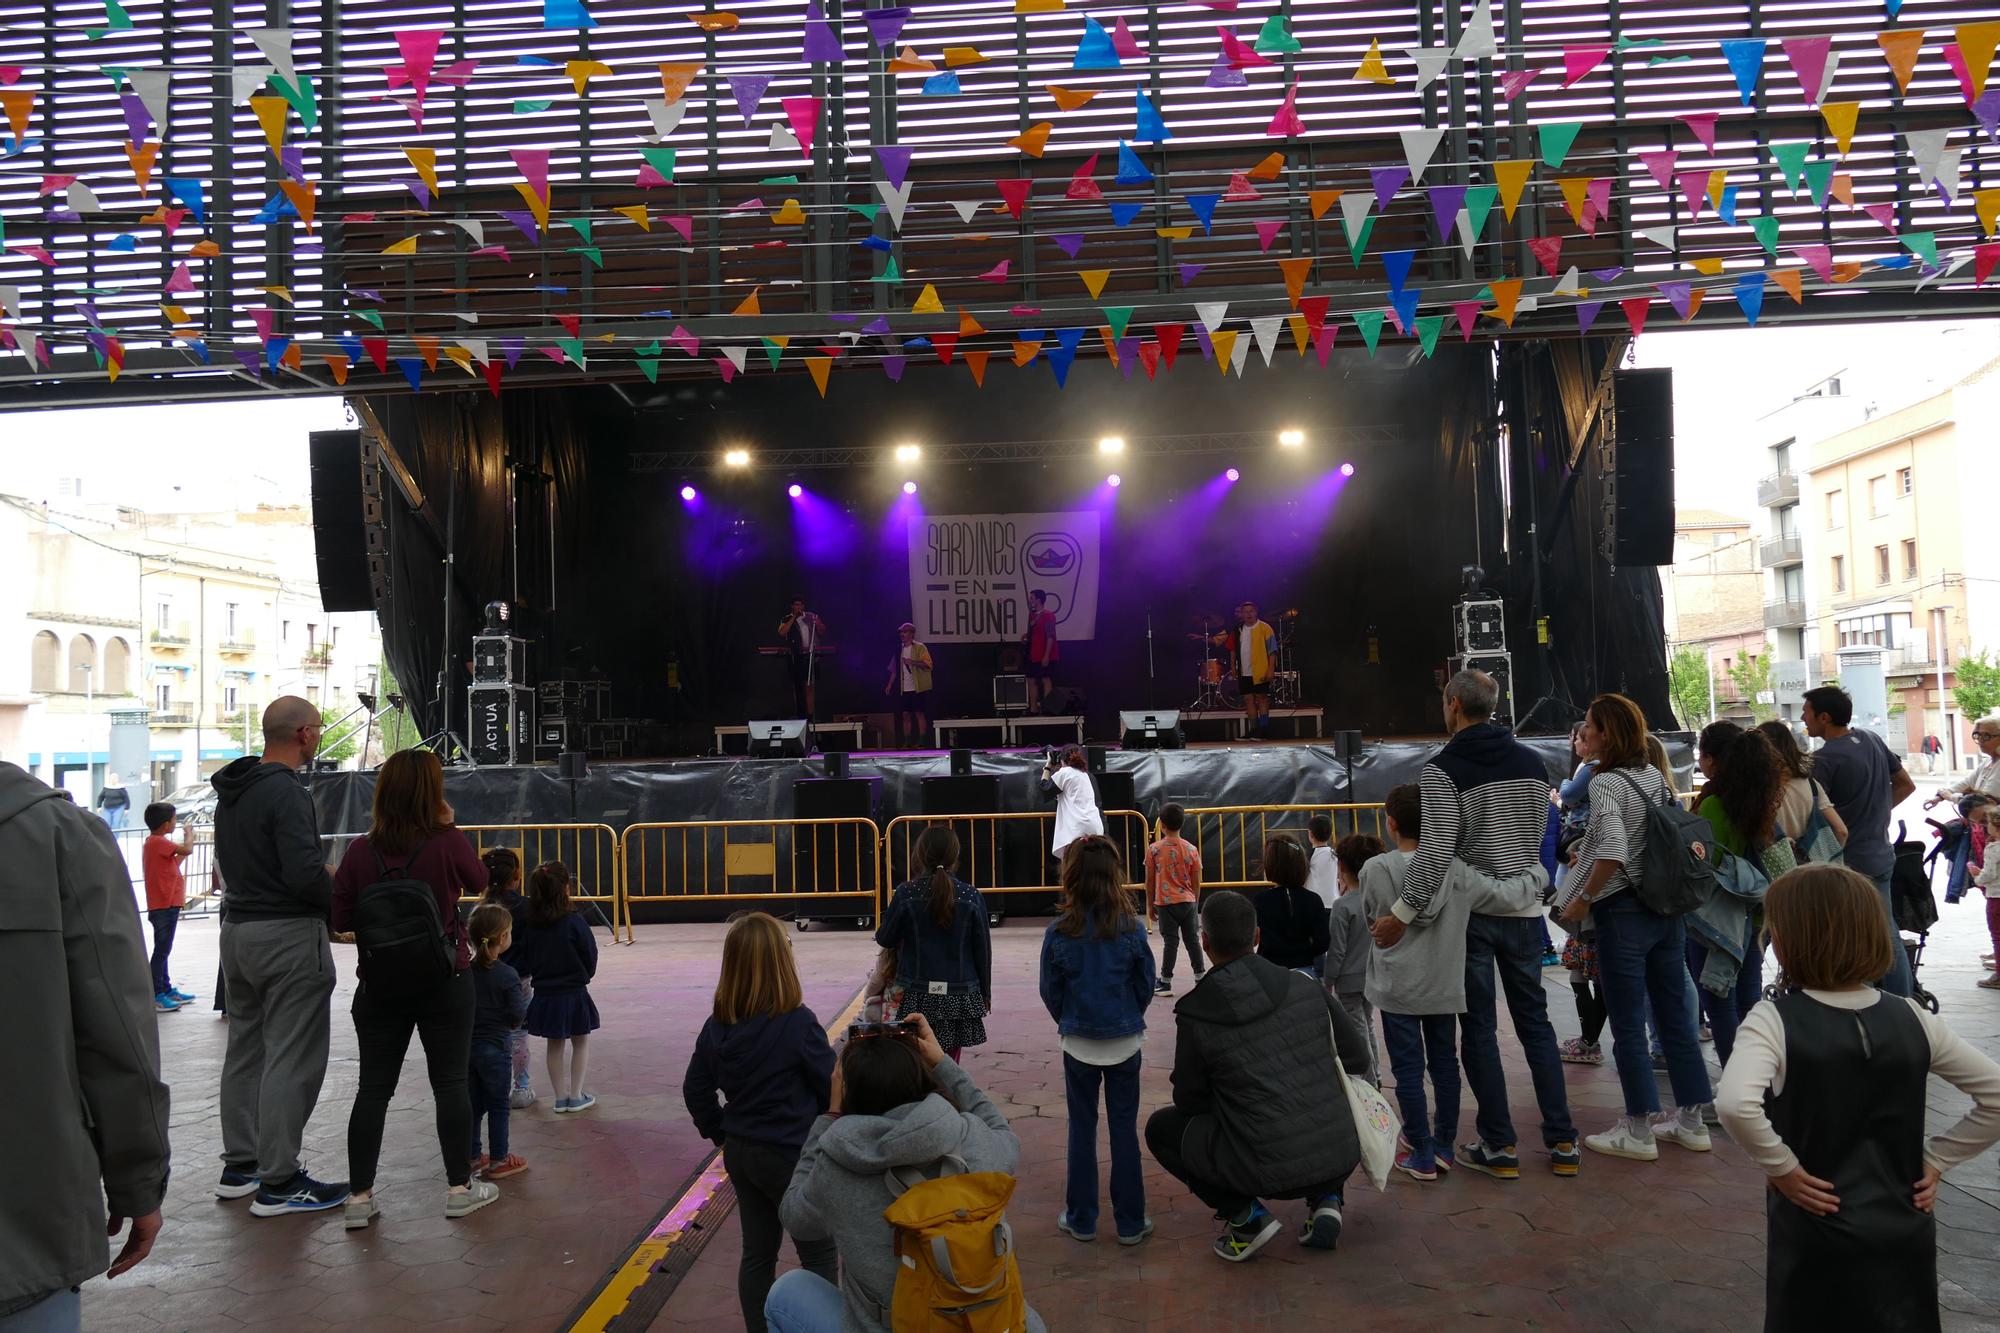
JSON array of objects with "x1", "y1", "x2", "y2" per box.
[{"x1": 1169, "y1": 952, "x2": 1369, "y2": 1198}]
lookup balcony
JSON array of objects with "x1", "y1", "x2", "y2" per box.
[
  {"x1": 1756, "y1": 471, "x2": 1800, "y2": 508},
  {"x1": 1764, "y1": 599, "x2": 1809, "y2": 629},
  {"x1": 149, "y1": 624, "x2": 191, "y2": 649},
  {"x1": 300, "y1": 645, "x2": 332, "y2": 670},
  {"x1": 150, "y1": 706, "x2": 194, "y2": 725},
  {"x1": 218, "y1": 632, "x2": 256, "y2": 655},
  {"x1": 1758, "y1": 536, "x2": 1803, "y2": 568},
  {"x1": 214, "y1": 706, "x2": 250, "y2": 727}
]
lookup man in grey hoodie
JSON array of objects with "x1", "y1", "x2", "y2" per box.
[
  {"x1": 771, "y1": 1014, "x2": 1045, "y2": 1333},
  {"x1": 0, "y1": 763, "x2": 170, "y2": 1331},
  {"x1": 209, "y1": 695, "x2": 348, "y2": 1216}
]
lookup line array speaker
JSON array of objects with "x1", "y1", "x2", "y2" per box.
[{"x1": 1606, "y1": 368, "x2": 1675, "y2": 567}]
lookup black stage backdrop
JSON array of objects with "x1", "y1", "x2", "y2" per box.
[{"x1": 355, "y1": 338, "x2": 1672, "y2": 749}]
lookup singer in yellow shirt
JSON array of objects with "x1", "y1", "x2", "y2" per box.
[{"x1": 1234, "y1": 602, "x2": 1278, "y2": 738}]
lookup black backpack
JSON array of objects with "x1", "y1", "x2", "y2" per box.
[
  {"x1": 1609, "y1": 770, "x2": 1721, "y2": 918},
  {"x1": 353, "y1": 838, "x2": 452, "y2": 996}
]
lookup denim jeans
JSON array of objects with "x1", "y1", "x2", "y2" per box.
[
  {"x1": 1642, "y1": 966, "x2": 1703, "y2": 1057},
  {"x1": 1868, "y1": 869, "x2": 1915, "y2": 998},
  {"x1": 1686, "y1": 931, "x2": 1763, "y2": 1065},
  {"x1": 147, "y1": 906, "x2": 179, "y2": 995},
  {"x1": 1156, "y1": 901, "x2": 1203, "y2": 979},
  {"x1": 1380, "y1": 1010, "x2": 1458, "y2": 1164},
  {"x1": 0, "y1": 1288, "x2": 80, "y2": 1333},
  {"x1": 468, "y1": 1036, "x2": 512, "y2": 1160},
  {"x1": 1591, "y1": 893, "x2": 1712, "y2": 1115},
  {"x1": 1061, "y1": 1051, "x2": 1146, "y2": 1237},
  {"x1": 763, "y1": 1269, "x2": 842, "y2": 1333},
  {"x1": 1460, "y1": 913, "x2": 1576, "y2": 1149}
]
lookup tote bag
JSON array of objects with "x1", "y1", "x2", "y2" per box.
[{"x1": 1330, "y1": 1021, "x2": 1399, "y2": 1192}]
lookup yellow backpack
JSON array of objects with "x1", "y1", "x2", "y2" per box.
[{"x1": 882, "y1": 1156, "x2": 1028, "y2": 1333}]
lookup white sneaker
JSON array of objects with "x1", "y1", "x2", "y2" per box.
[
  {"x1": 1652, "y1": 1113, "x2": 1713, "y2": 1153},
  {"x1": 445, "y1": 1178, "x2": 500, "y2": 1218},
  {"x1": 1582, "y1": 1119, "x2": 1659, "y2": 1162}
]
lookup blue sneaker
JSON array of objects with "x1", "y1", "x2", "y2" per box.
[
  {"x1": 1394, "y1": 1148, "x2": 1438, "y2": 1182},
  {"x1": 1212, "y1": 1203, "x2": 1281, "y2": 1263},
  {"x1": 215, "y1": 1167, "x2": 260, "y2": 1200},
  {"x1": 169, "y1": 987, "x2": 197, "y2": 1002},
  {"x1": 568, "y1": 1092, "x2": 597, "y2": 1113},
  {"x1": 154, "y1": 993, "x2": 182, "y2": 1013},
  {"x1": 552, "y1": 1097, "x2": 577, "y2": 1113},
  {"x1": 1297, "y1": 1196, "x2": 1343, "y2": 1250},
  {"x1": 248, "y1": 1172, "x2": 350, "y2": 1217},
  {"x1": 1457, "y1": 1141, "x2": 1521, "y2": 1180}
]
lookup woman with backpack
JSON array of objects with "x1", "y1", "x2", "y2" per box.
[
  {"x1": 330, "y1": 749, "x2": 499, "y2": 1226},
  {"x1": 1558, "y1": 693, "x2": 1713, "y2": 1165},
  {"x1": 865, "y1": 825, "x2": 991, "y2": 1062},
  {"x1": 1692, "y1": 729, "x2": 1796, "y2": 1065},
  {"x1": 1758, "y1": 720, "x2": 1849, "y2": 858},
  {"x1": 768, "y1": 1013, "x2": 1046, "y2": 1333}
]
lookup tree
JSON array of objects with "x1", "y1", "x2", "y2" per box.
[
  {"x1": 1667, "y1": 647, "x2": 1712, "y2": 730},
  {"x1": 318, "y1": 704, "x2": 359, "y2": 764},
  {"x1": 1956, "y1": 649, "x2": 2000, "y2": 726},
  {"x1": 1729, "y1": 653, "x2": 1778, "y2": 723}
]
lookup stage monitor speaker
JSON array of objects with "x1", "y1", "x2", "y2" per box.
[
  {"x1": 1119, "y1": 710, "x2": 1185, "y2": 749},
  {"x1": 794, "y1": 778, "x2": 875, "y2": 893},
  {"x1": 307, "y1": 430, "x2": 375, "y2": 613},
  {"x1": 1086, "y1": 745, "x2": 1109, "y2": 774},
  {"x1": 1092, "y1": 770, "x2": 1135, "y2": 814},
  {"x1": 950, "y1": 747, "x2": 974, "y2": 777},
  {"x1": 1333, "y1": 730, "x2": 1366, "y2": 760},
  {"x1": 749, "y1": 719, "x2": 814, "y2": 758},
  {"x1": 558, "y1": 751, "x2": 588, "y2": 780},
  {"x1": 1611, "y1": 368, "x2": 1676, "y2": 567},
  {"x1": 823, "y1": 752, "x2": 850, "y2": 780}
]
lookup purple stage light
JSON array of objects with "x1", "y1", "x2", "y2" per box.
[
  {"x1": 1340, "y1": 462, "x2": 1355, "y2": 477},
  {"x1": 1225, "y1": 467, "x2": 1240, "y2": 482},
  {"x1": 1107, "y1": 473, "x2": 1122, "y2": 488},
  {"x1": 902, "y1": 480, "x2": 918, "y2": 495},
  {"x1": 679, "y1": 485, "x2": 697, "y2": 502},
  {"x1": 788, "y1": 483, "x2": 803, "y2": 499}
]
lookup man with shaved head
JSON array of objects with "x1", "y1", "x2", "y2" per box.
[{"x1": 209, "y1": 696, "x2": 350, "y2": 1216}]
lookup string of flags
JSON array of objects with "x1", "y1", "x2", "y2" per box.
[{"x1": 0, "y1": 4, "x2": 1996, "y2": 395}]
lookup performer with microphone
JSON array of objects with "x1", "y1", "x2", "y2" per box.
[
  {"x1": 884, "y1": 622, "x2": 934, "y2": 748},
  {"x1": 778, "y1": 596, "x2": 828, "y2": 720}
]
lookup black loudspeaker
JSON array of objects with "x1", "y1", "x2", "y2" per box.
[
  {"x1": 794, "y1": 777, "x2": 876, "y2": 893},
  {"x1": 1091, "y1": 770, "x2": 1135, "y2": 813},
  {"x1": 749, "y1": 719, "x2": 813, "y2": 757},
  {"x1": 1333, "y1": 729, "x2": 1366, "y2": 759},
  {"x1": 468, "y1": 685, "x2": 533, "y2": 766},
  {"x1": 950, "y1": 748, "x2": 974, "y2": 777},
  {"x1": 823, "y1": 752, "x2": 850, "y2": 779},
  {"x1": 1086, "y1": 745, "x2": 1109, "y2": 774},
  {"x1": 558, "y1": 751, "x2": 588, "y2": 780},
  {"x1": 308, "y1": 430, "x2": 375, "y2": 612},
  {"x1": 1119, "y1": 710, "x2": 1185, "y2": 749},
  {"x1": 921, "y1": 775, "x2": 1001, "y2": 815},
  {"x1": 1611, "y1": 368, "x2": 1675, "y2": 566}
]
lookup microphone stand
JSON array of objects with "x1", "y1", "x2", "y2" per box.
[{"x1": 1145, "y1": 609, "x2": 1156, "y2": 708}]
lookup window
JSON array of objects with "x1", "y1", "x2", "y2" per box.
[
  {"x1": 155, "y1": 600, "x2": 171, "y2": 632},
  {"x1": 154, "y1": 683, "x2": 171, "y2": 713},
  {"x1": 1773, "y1": 441, "x2": 1793, "y2": 474},
  {"x1": 281, "y1": 619, "x2": 290, "y2": 643},
  {"x1": 1826, "y1": 490, "x2": 1843, "y2": 529},
  {"x1": 306, "y1": 624, "x2": 318, "y2": 649},
  {"x1": 225, "y1": 602, "x2": 238, "y2": 637},
  {"x1": 1831, "y1": 555, "x2": 1845, "y2": 592},
  {"x1": 102, "y1": 638, "x2": 130, "y2": 695},
  {"x1": 1875, "y1": 545, "x2": 1891, "y2": 584},
  {"x1": 1868, "y1": 476, "x2": 1887, "y2": 517},
  {"x1": 67, "y1": 634, "x2": 96, "y2": 694},
  {"x1": 306, "y1": 684, "x2": 320, "y2": 705},
  {"x1": 1778, "y1": 504, "x2": 1798, "y2": 537},
  {"x1": 331, "y1": 626, "x2": 340, "y2": 645},
  {"x1": 1897, "y1": 466, "x2": 1913, "y2": 496},
  {"x1": 30, "y1": 630, "x2": 60, "y2": 692},
  {"x1": 224, "y1": 683, "x2": 240, "y2": 714},
  {"x1": 1782, "y1": 566, "x2": 1805, "y2": 602},
  {"x1": 1903, "y1": 539, "x2": 1918, "y2": 579}
]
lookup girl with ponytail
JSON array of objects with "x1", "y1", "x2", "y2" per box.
[{"x1": 865, "y1": 825, "x2": 992, "y2": 1061}]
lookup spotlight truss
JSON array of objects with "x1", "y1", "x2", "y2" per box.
[{"x1": 630, "y1": 427, "x2": 1401, "y2": 473}]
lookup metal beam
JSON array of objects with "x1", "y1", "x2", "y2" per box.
[{"x1": 625, "y1": 426, "x2": 1406, "y2": 473}]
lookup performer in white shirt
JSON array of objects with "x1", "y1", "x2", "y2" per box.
[
  {"x1": 778, "y1": 595, "x2": 828, "y2": 720},
  {"x1": 1043, "y1": 745, "x2": 1104, "y2": 859}
]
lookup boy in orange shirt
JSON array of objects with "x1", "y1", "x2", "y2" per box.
[
  {"x1": 1145, "y1": 803, "x2": 1206, "y2": 994},
  {"x1": 143, "y1": 801, "x2": 195, "y2": 1012}
]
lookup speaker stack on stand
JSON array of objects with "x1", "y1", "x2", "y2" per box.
[
  {"x1": 1449, "y1": 589, "x2": 1515, "y2": 728},
  {"x1": 468, "y1": 629, "x2": 532, "y2": 767}
]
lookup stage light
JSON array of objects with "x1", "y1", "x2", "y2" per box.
[
  {"x1": 1225, "y1": 467, "x2": 1240, "y2": 482},
  {"x1": 894, "y1": 443, "x2": 921, "y2": 463},
  {"x1": 788, "y1": 483, "x2": 803, "y2": 499},
  {"x1": 1340, "y1": 462, "x2": 1356, "y2": 477},
  {"x1": 902, "y1": 480, "x2": 918, "y2": 495},
  {"x1": 1107, "y1": 473, "x2": 1122, "y2": 488},
  {"x1": 723, "y1": 447, "x2": 751, "y2": 468},
  {"x1": 1098, "y1": 435, "x2": 1126, "y2": 455},
  {"x1": 679, "y1": 484, "x2": 697, "y2": 502},
  {"x1": 1279, "y1": 428, "x2": 1305, "y2": 448}
]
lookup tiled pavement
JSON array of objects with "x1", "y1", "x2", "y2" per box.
[{"x1": 89, "y1": 889, "x2": 2000, "y2": 1332}]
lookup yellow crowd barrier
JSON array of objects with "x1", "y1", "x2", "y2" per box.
[
  {"x1": 881, "y1": 810, "x2": 1151, "y2": 915},
  {"x1": 460, "y1": 823, "x2": 631, "y2": 944},
  {"x1": 620, "y1": 818, "x2": 883, "y2": 925},
  {"x1": 1174, "y1": 804, "x2": 1389, "y2": 892}
]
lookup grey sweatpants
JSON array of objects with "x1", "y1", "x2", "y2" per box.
[
  {"x1": 219, "y1": 917, "x2": 336, "y2": 1183},
  {"x1": 1337, "y1": 991, "x2": 1379, "y2": 1086}
]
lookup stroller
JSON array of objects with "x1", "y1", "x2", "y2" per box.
[{"x1": 1891, "y1": 820, "x2": 1941, "y2": 1014}]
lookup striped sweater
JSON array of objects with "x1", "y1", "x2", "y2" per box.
[{"x1": 1391, "y1": 722, "x2": 1554, "y2": 923}]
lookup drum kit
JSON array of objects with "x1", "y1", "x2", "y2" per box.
[{"x1": 1184, "y1": 610, "x2": 1302, "y2": 711}]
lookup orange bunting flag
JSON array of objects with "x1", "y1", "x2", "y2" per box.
[
  {"x1": 1706, "y1": 169, "x2": 1728, "y2": 210},
  {"x1": 324, "y1": 353, "x2": 351, "y2": 386},
  {"x1": 1494, "y1": 160, "x2": 1534, "y2": 222},
  {"x1": 250, "y1": 95, "x2": 289, "y2": 154},
  {"x1": 1876, "y1": 29, "x2": 1924, "y2": 94},
  {"x1": 658, "y1": 61, "x2": 704, "y2": 102},
  {"x1": 1099, "y1": 327, "x2": 1120, "y2": 363},
  {"x1": 1276, "y1": 256, "x2": 1311, "y2": 306},
  {"x1": 959, "y1": 308, "x2": 986, "y2": 336},
  {"x1": 1772, "y1": 268, "x2": 1804, "y2": 303},
  {"x1": 1308, "y1": 188, "x2": 1342, "y2": 220},
  {"x1": 614, "y1": 204, "x2": 650, "y2": 230},
  {"x1": 0, "y1": 88, "x2": 33, "y2": 140},
  {"x1": 890, "y1": 47, "x2": 937, "y2": 74},
  {"x1": 280, "y1": 180, "x2": 316, "y2": 233},
  {"x1": 690, "y1": 12, "x2": 738, "y2": 32},
  {"x1": 1555, "y1": 175, "x2": 1591, "y2": 225},
  {"x1": 1045, "y1": 84, "x2": 1098, "y2": 110},
  {"x1": 1975, "y1": 187, "x2": 2000, "y2": 236},
  {"x1": 1078, "y1": 269, "x2": 1111, "y2": 298},
  {"x1": 1247, "y1": 152, "x2": 1285, "y2": 181},
  {"x1": 1016, "y1": 0, "x2": 1061, "y2": 12},
  {"x1": 944, "y1": 46, "x2": 988, "y2": 67},
  {"x1": 405, "y1": 147, "x2": 439, "y2": 198},
  {"x1": 1831, "y1": 174, "x2": 1856, "y2": 207},
  {"x1": 1681, "y1": 288, "x2": 1706, "y2": 321},
  {"x1": 1288, "y1": 314, "x2": 1310, "y2": 354},
  {"x1": 1690, "y1": 256, "x2": 1726, "y2": 275},
  {"x1": 1821, "y1": 101, "x2": 1860, "y2": 155},
  {"x1": 1354, "y1": 38, "x2": 1393, "y2": 85},
  {"x1": 1959, "y1": 22, "x2": 2000, "y2": 99},
  {"x1": 805, "y1": 356, "x2": 833, "y2": 397},
  {"x1": 414, "y1": 335, "x2": 441, "y2": 369},
  {"x1": 187, "y1": 239, "x2": 220, "y2": 258},
  {"x1": 1831, "y1": 261, "x2": 1864, "y2": 283},
  {"x1": 965, "y1": 348, "x2": 990, "y2": 386},
  {"x1": 1488, "y1": 277, "x2": 1523, "y2": 326},
  {"x1": 1156, "y1": 226, "x2": 1194, "y2": 240},
  {"x1": 1013, "y1": 339, "x2": 1041, "y2": 367},
  {"x1": 733, "y1": 286, "x2": 762, "y2": 316},
  {"x1": 911, "y1": 283, "x2": 944, "y2": 314},
  {"x1": 567, "y1": 59, "x2": 612, "y2": 95},
  {"x1": 1210, "y1": 330, "x2": 1239, "y2": 372},
  {"x1": 514, "y1": 182, "x2": 551, "y2": 230},
  {"x1": 126, "y1": 141, "x2": 157, "y2": 194},
  {"x1": 1009, "y1": 122, "x2": 1053, "y2": 157}
]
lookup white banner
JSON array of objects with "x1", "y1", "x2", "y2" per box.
[{"x1": 908, "y1": 512, "x2": 1100, "y2": 643}]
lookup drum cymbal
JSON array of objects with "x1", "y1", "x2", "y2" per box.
[{"x1": 1187, "y1": 612, "x2": 1226, "y2": 629}]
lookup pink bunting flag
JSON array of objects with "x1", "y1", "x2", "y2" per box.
[
  {"x1": 1254, "y1": 218, "x2": 1285, "y2": 251},
  {"x1": 1453, "y1": 301, "x2": 1481, "y2": 340},
  {"x1": 512, "y1": 148, "x2": 550, "y2": 200},
  {"x1": 1793, "y1": 244, "x2": 1834, "y2": 281},
  {"x1": 1112, "y1": 17, "x2": 1147, "y2": 58},
  {"x1": 1067, "y1": 153, "x2": 1102, "y2": 200},
  {"x1": 668, "y1": 325, "x2": 700, "y2": 357},
  {"x1": 1312, "y1": 323, "x2": 1337, "y2": 367},
  {"x1": 472, "y1": 245, "x2": 512, "y2": 262},
  {"x1": 1264, "y1": 80, "x2": 1303, "y2": 137},
  {"x1": 1680, "y1": 112, "x2": 1719, "y2": 151},
  {"x1": 1499, "y1": 67, "x2": 1542, "y2": 99},
  {"x1": 250, "y1": 307, "x2": 275, "y2": 342},
  {"x1": 1220, "y1": 26, "x2": 1272, "y2": 69},
  {"x1": 1637, "y1": 148, "x2": 1678, "y2": 191},
  {"x1": 1862, "y1": 201, "x2": 1898, "y2": 232},
  {"x1": 1783, "y1": 36, "x2": 1832, "y2": 105},
  {"x1": 782, "y1": 97, "x2": 821, "y2": 153},
  {"x1": 978, "y1": 259, "x2": 1011, "y2": 281},
  {"x1": 1975, "y1": 242, "x2": 2000, "y2": 287},
  {"x1": 164, "y1": 261, "x2": 194, "y2": 293},
  {"x1": 1942, "y1": 43, "x2": 1975, "y2": 103},
  {"x1": 1527, "y1": 235, "x2": 1563, "y2": 275},
  {"x1": 664, "y1": 215, "x2": 693, "y2": 242},
  {"x1": 714, "y1": 355, "x2": 738, "y2": 383},
  {"x1": 1562, "y1": 45, "x2": 1611, "y2": 87},
  {"x1": 1584, "y1": 177, "x2": 1613, "y2": 231},
  {"x1": 1675, "y1": 169, "x2": 1710, "y2": 218}
]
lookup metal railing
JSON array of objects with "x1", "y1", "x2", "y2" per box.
[
  {"x1": 1756, "y1": 471, "x2": 1800, "y2": 508},
  {"x1": 112, "y1": 824, "x2": 221, "y2": 917},
  {"x1": 1764, "y1": 599, "x2": 1809, "y2": 629},
  {"x1": 881, "y1": 809, "x2": 1152, "y2": 912},
  {"x1": 621, "y1": 818, "x2": 883, "y2": 923},
  {"x1": 1758, "y1": 535, "x2": 1802, "y2": 567},
  {"x1": 460, "y1": 824, "x2": 631, "y2": 943},
  {"x1": 1176, "y1": 804, "x2": 1390, "y2": 891}
]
